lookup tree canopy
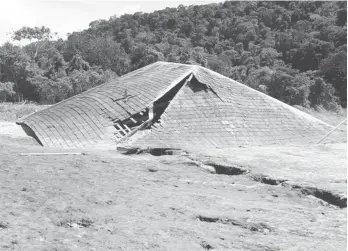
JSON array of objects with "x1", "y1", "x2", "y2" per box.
[{"x1": 0, "y1": 1, "x2": 346, "y2": 109}]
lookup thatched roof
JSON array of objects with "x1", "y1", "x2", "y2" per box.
[{"x1": 17, "y1": 62, "x2": 331, "y2": 149}]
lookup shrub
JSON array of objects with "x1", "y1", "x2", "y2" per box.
[
  {"x1": 309, "y1": 77, "x2": 340, "y2": 110},
  {"x1": 0, "y1": 82, "x2": 16, "y2": 102},
  {"x1": 265, "y1": 69, "x2": 312, "y2": 107}
]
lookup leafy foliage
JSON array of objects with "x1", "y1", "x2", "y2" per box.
[
  {"x1": 0, "y1": 1, "x2": 346, "y2": 109},
  {"x1": 0, "y1": 82, "x2": 16, "y2": 101},
  {"x1": 12, "y1": 26, "x2": 58, "y2": 60},
  {"x1": 12, "y1": 26, "x2": 55, "y2": 41}
]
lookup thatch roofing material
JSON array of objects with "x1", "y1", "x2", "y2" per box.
[
  {"x1": 17, "y1": 62, "x2": 331, "y2": 149},
  {"x1": 124, "y1": 66, "x2": 330, "y2": 149},
  {"x1": 17, "y1": 63, "x2": 192, "y2": 148}
]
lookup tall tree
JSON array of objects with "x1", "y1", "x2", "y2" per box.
[{"x1": 11, "y1": 26, "x2": 57, "y2": 60}]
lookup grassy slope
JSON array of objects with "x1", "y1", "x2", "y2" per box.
[
  {"x1": 293, "y1": 105, "x2": 346, "y2": 126},
  {"x1": 0, "y1": 102, "x2": 49, "y2": 122},
  {"x1": 293, "y1": 106, "x2": 347, "y2": 144}
]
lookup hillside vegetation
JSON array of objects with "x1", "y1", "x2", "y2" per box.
[{"x1": 0, "y1": 1, "x2": 346, "y2": 109}]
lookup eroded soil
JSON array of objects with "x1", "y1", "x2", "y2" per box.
[{"x1": 0, "y1": 130, "x2": 346, "y2": 251}]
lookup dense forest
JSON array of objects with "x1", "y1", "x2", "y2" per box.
[{"x1": 0, "y1": 1, "x2": 346, "y2": 109}]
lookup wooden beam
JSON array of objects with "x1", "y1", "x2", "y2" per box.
[
  {"x1": 124, "y1": 124, "x2": 132, "y2": 133},
  {"x1": 149, "y1": 106, "x2": 154, "y2": 120},
  {"x1": 129, "y1": 115, "x2": 149, "y2": 122},
  {"x1": 316, "y1": 118, "x2": 347, "y2": 144},
  {"x1": 115, "y1": 123, "x2": 127, "y2": 135},
  {"x1": 116, "y1": 120, "x2": 150, "y2": 144}
]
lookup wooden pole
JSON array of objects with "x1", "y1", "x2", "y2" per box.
[{"x1": 316, "y1": 118, "x2": 347, "y2": 144}]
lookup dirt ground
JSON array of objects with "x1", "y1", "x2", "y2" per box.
[{"x1": 0, "y1": 105, "x2": 347, "y2": 251}]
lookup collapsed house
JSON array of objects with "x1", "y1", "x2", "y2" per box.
[{"x1": 17, "y1": 62, "x2": 332, "y2": 150}]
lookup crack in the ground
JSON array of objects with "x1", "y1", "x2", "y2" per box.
[
  {"x1": 204, "y1": 161, "x2": 248, "y2": 175},
  {"x1": 251, "y1": 175, "x2": 288, "y2": 185},
  {"x1": 251, "y1": 174, "x2": 346, "y2": 208},
  {"x1": 197, "y1": 215, "x2": 273, "y2": 234},
  {"x1": 200, "y1": 241, "x2": 214, "y2": 250},
  {"x1": 289, "y1": 185, "x2": 347, "y2": 208},
  {"x1": 120, "y1": 147, "x2": 186, "y2": 156},
  {"x1": 0, "y1": 222, "x2": 8, "y2": 229},
  {"x1": 125, "y1": 153, "x2": 346, "y2": 209},
  {"x1": 170, "y1": 156, "x2": 249, "y2": 175},
  {"x1": 57, "y1": 218, "x2": 94, "y2": 228}
]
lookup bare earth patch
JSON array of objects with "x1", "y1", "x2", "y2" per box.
[{"x1": 0, "y1": 134, "x2": 346, "y2": 251}]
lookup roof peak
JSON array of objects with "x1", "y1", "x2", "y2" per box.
[{"x1": 153, "y1": 61, "x2": 202, "y2": 70}]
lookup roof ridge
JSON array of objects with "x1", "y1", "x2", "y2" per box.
[{"x1": 153, "y1": 61, "x2": 198, "y2": 69}]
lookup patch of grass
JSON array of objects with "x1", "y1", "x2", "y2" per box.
[
  {"x1": 0, "y1": 102, "x2": 50, "y2": 122},
  {"x1": 294, "y1": 105, "x2": 347, "y2": 127},
  {"x1": 294, "y1": 106, "x2": 347, "y2": 143}
]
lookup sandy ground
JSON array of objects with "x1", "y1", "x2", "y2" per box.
[{"x1": 0, "y1": 119, "x2": 346, "y2": 251}]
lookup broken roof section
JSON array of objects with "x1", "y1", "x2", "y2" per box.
[{"x1": 17, "y1": 61, "x2": 332, "y2": 149}]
